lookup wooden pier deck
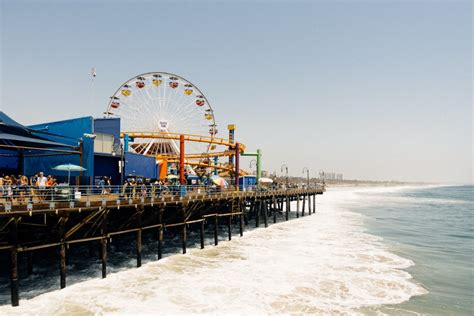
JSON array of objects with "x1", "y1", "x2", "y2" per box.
[{"x1": 0, "y1": 187, "x2": 324, "y2": 306}]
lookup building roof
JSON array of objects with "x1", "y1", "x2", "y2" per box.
[{"x1": 0, "y1": 112, "x2": 78, "y2": 152}]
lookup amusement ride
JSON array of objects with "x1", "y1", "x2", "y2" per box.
[{"x1": 104, "y1": 72, "x2": 259, "y2": 183}]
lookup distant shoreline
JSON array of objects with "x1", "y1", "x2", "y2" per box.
[{"x1": 323, "y1": 180, "x2": 431, "y2": 187}]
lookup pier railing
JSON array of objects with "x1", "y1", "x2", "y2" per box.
[{"x1": 0, "y1": 183, "x2": 324, "y2": 211}]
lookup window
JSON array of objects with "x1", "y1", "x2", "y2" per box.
[{"x1": 94, "y1": 133, "x2": 114, "y2": 154}]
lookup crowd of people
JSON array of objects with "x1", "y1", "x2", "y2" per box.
[
  {"x1": 1, "y1": 172, "x2": 286, "y2": 205},
  {"x1": 0, "y1": 172, "x2": 61, "y2": 204}
]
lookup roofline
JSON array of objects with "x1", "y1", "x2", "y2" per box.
[{"x1": 28, "y1": 116, "x2": 94, "y2": 128}]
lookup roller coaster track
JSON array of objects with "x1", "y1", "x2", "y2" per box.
[
  {"x1": 121, "y1": 131, "x2": 248, "y2": 174},
  {"x1": 121, "y1": 132, "x2": 246, "y2": 152}
]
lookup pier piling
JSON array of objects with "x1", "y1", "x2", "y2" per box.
[
  {"x1": 302, "y1": 194, "x2": 306, "y2": 216},
  {"x1": 228, "y1": 216, "x2": 232, "y2": 240},
  {"x1": 200, "y1": 221, "x2": 205, "y2": 249},
  {"x1": 214, "y1": 215, "x2": 218, "y2": 246},
  {"x1": 158, "y1": 226, "x2": 163, "y2": 259},
  {"x1": 59, "y1": 216, "x2": 66, "y2": 289},
  {"x1": 308, "y1": 193, "x2": 311, "y2": 216},
  {"x1": 255, "y1": 200, "x2": 260, "y2": 227},
  {"x1": 182, "y1": 225, "x2": 187, "y2": 254},
  {"x1": 273, "y1": 197, "x2": 277, "y2": 223},
  {"x1": 101, "y1": 210, "x2": 108, "y2": 278},
  {"x1": 263, "y1": 200, "x2": 268, "y2": 228},
  {"x1": 10, "y1": 217, "x2": 19, "y2": 306},
  {"x1": 136, "y1": 208, "x2": 142, "y2": 268},
  {"x1": 313, "y1": 194, "x2": 316, "y2": 213},
  {"x1": 296, "y1": 195, "x2": 300, "y2": 218}
]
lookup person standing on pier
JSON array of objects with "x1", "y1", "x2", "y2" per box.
[{"x1": 36, "y1": 172, "x2": 47, "y2": 201}]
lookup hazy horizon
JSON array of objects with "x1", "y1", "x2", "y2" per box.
[{"x1": 1, "y1": 0, "x2": 472, "y2": 183}]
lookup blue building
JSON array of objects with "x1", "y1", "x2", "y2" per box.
[
  {"x1": 0, "y1": 113, "x2": 157, "y2": 185},
  {"x1": 239, "y1": 175, "x2": 256, "y2": 190}
]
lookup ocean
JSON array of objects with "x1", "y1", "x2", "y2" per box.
[{"x1": 0, "y1": 185, "x2": 472, "y2": 315}]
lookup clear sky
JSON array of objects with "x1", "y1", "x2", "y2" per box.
[{"x1": 1, "y1": 0, "x2": 472, "y2": 183}]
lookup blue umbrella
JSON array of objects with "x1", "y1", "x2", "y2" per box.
[{"x1": 52, "y1": 163, "x2": 86, "y2": 184}]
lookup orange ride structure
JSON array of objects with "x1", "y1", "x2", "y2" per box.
[{"x1": 105, "y1": 72, "x2": 260, "y2": 186}]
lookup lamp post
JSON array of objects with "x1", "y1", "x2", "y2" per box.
[
  {"x1": 281, "y1": 164, "x2": 288, "y2": 187},
  {"x1": 319, "y1": 170, "x2": 325, "y2": 186},
  {"x1": 249, "y1": 159, "x2": 257, "y2": 189},
  {"x1": 120, "y1": 144, "x2": 125, "y2": 185},
  {"x1": 112, "y1": 143, "x2": 125, "y2": 186},
  {"x1": 249, "y1": 159, "x2": 257, "y2": 175},
  {"x1": 302, "y1": 167, "x2": 310, "y2": 187}
]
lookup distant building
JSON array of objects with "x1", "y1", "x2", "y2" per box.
[{"x1": 320, "y1": 171, "x2": 343, "y2": 181}]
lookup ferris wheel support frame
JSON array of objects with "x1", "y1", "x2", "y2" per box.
[{"x1": 180, "y1": 134, "x2": 185, "y2": 185}]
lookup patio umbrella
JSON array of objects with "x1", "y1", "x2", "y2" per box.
[
  {"x1": 258, "y1": 177, "x2": 274, "y2": 184},
  {"x1": 52, "y1": 163, "x2": 86, "y2": 184},
  {"x1": 210, "y1": 175, "x2": 228, "y2": 188}
]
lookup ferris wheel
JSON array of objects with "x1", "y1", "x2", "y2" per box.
[{"x1": 105, "y1": 72, "x2": 217, "y2": 157}]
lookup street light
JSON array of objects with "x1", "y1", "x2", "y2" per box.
[
  {"x1": 281, "y1": 164, "x2": 288, "y2": 187},
  {"x1": 249, "y1": 159, "x2": 257, "y2": 175},
  {"x1": 302, "y1": 167, "x2": 310, "y2": 187},
  {"x1": 319, "y1": 169, "x2": 325, "y2": 186}
]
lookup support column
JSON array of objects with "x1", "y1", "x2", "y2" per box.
[
  {"x1": 228, "y1": 216, "x2": 232, "y2": 240},
  {"x1": 296, "y1": 195, "x2": 300, "y2": 218},
  {"x1": 302, "y1": 194, "x2": 306, "y2": 216},
  {"x1": 255, "y1": 200, "x2": 260, "y2": 227},
  {"x1": 158, "y1": 208, "x2": 163, "y2": 260},
  {"x1": 263, "y1": 200, "x2": 268, "y2": 228},
  {"x1": 136, "y1": 208, "x2": 142, "y2": 268},
  {"x1": 101, "y1": 209, "x2": 108, "y2": 278},
  {"x1": 214, "y1": 215, "x2": 218, "y2": 246},
  {"x1": 59, "y1": 216, "x2": 66, "y2": 289},
  {"x1": 200, "y1": 220, "x2": 205, "y2": 249},
  {"x1": 273, "y1": 197, "x2": 277, "y2": 223},
  {"x1": 10, "y1": 217, "x2": 19, "y2": 307},
  {"x1": 256, "y1": 149, "x2": 262, "y2": 184},
  {"x1": 308, "y1": 193, "x2": 311, "y2": 216},
  {"x1": 285, "y1": 195, "x2": 290, "y2": 221},
  {"x1": 179, "y1": 134, "x2": 185, "y2": 185},
  {"x1": 243, "y1": 200, "x2": 249, "y2": 226},
  {"x1": 182, "y1": 224, "x2": 187, "y2": 254},
  {"x1": 158, "y1": 226, "x2": 163, "y2": 260},
  {"x1": 235, "y1": 143, "x2": 240, "y2": 190},
  {"x1": 313, "y1": 194, "x2": 316, "y2": 213},
  {"x1": 239, "y1": 202, "x2": 245, "y2": 237}
]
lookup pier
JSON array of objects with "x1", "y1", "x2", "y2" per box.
[
  {"x1": 0, "y1": 185, "x2": 323, "y2": 306},
  {"x1": 0, "y1": 72, "x2": 326, "y2": 307}
]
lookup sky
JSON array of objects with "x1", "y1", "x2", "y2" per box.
[{"x1": 0, "y1": 0, "x2": 472, "y2": 183}]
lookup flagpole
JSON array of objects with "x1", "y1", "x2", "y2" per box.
[{"x1": 91, "y1": 67, "x2": 96, "y2": 111}]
